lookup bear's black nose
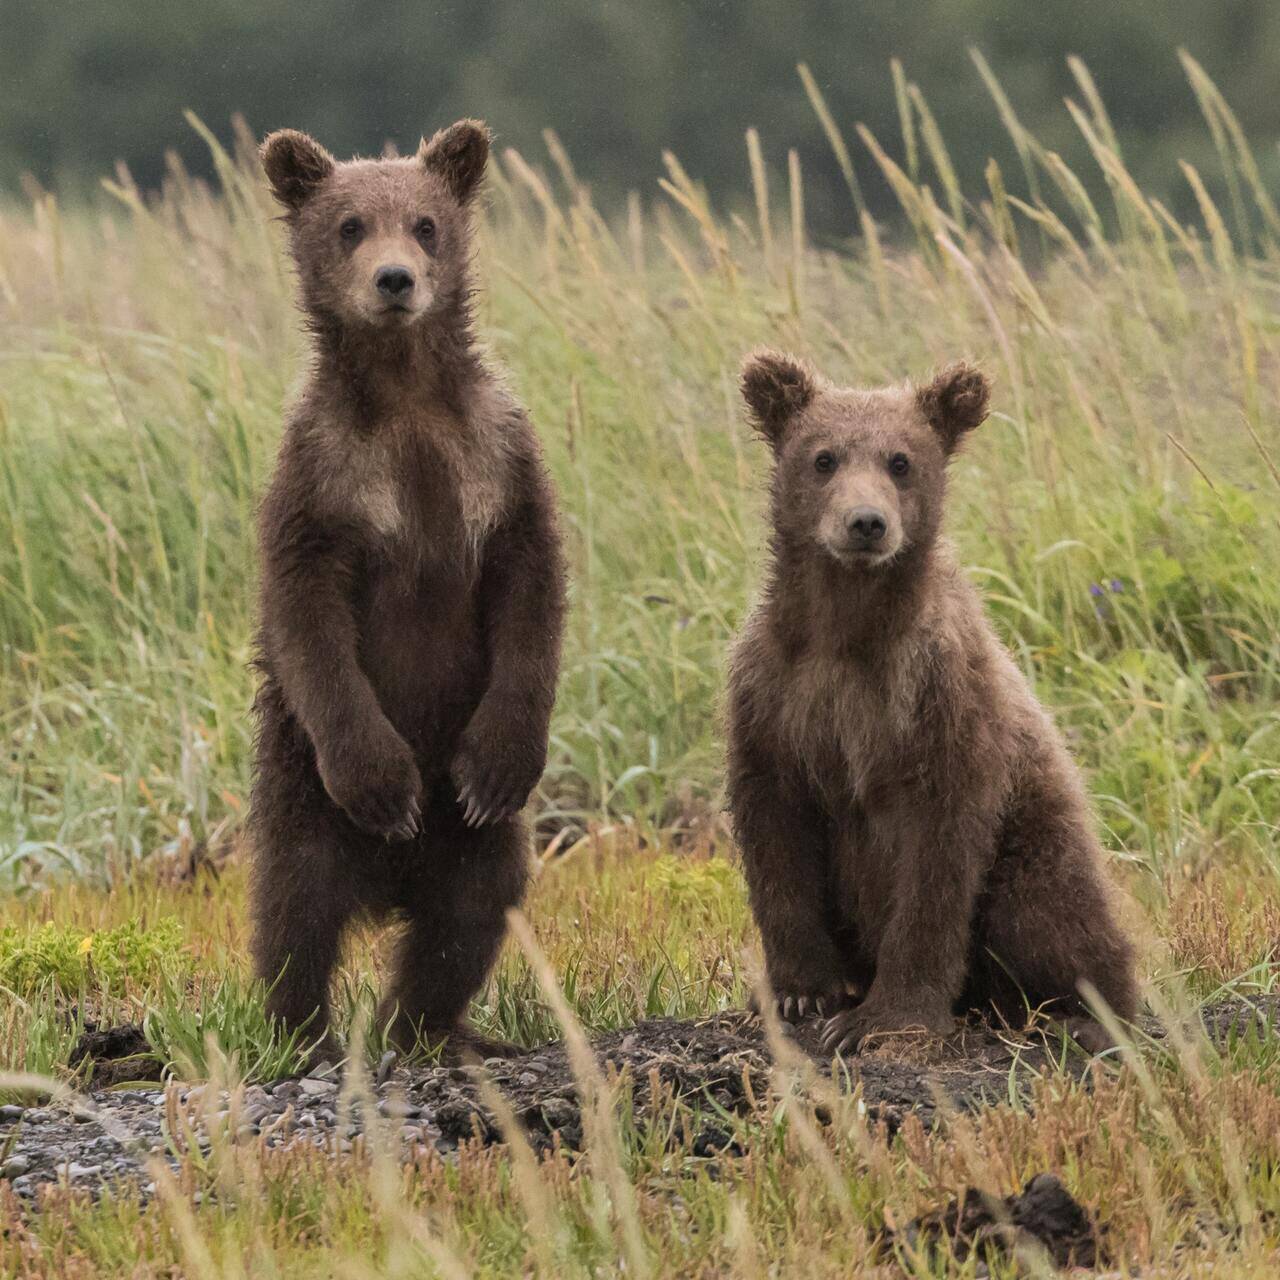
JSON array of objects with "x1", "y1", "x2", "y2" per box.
[
  {"x1": 848, "y1": 507, "x2": 887, "y2": 542},
  {"x1": 375, "y1": 266, "x2": 415, "y2": 298}
]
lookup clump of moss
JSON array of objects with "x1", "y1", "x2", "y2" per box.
[{"x1": 0, "y1": 918, "x2": 189, "y2": 998}]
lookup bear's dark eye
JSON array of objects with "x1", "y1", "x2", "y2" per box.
[
  {"x1": 889, "y1": 453, "x2": 910, "y2": 477},
  {"x1": 814, "y1": 451, "x2": 837, "y2": 475},
  {"x1": 339, "y1": 217, "x2": 363, "y2": 242},
  {"x1": 415, "y1": 217, "x2": 437, "y2": 244}
]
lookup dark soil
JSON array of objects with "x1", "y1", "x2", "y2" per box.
[
  {"x1": 69, "y1": 1022, "x2": 162, "y2": 1089},
  {"x1": 882, "y1": 1171, "x2": 1104, "y2": 1270}
]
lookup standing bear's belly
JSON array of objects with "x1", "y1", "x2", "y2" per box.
[{"x1": 356, "y1": 561, "x2": 489, "y2": 769}]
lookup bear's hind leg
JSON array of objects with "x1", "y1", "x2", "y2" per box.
[
  {"x1": 251, "y1": 808, "x2": 357, "y2": 1053},
  {"x1": 380, "y1": 809, "x2": 531, "y2": 1059},
  {"x1": 975, "y1": 802, "x2": 1138, "y2": 1033}
]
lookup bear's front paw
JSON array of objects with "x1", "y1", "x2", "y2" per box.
[
  {"x1": 318, "y1": 729, "x2": 422, "y2": 842},
  {"x1": 450, "y1": 722, "x2": 545, "y2": 828},
  {"x1": 820, "y1": 1000, "x2": 954, "y2": 1055}
]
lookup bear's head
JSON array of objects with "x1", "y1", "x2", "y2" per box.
[
  {"x1": 259, "y1": 121, "x2": 490, "y2": 331},
  {"x1": 740, "y1": 350, "x2": 990, "y2": 571}
]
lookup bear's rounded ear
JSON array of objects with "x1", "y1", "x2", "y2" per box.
[
  {"x1": 740, "y1": 349, "x2": 818, "y2": 447},
  {"x1": 260, "y1": 130, "x2": 335, "y2": 212},
  {"x1": 917, "y1": 362, "x2": 990, "y2": 453},
  {"x1": 419, "y1": 119, "x2": 491, "y2": 204}
]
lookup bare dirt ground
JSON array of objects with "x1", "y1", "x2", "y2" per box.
[{"x1": 3, "y1": 997, "x2": 1276, "y2": 1212}]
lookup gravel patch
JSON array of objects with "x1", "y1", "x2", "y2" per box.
[{"x1": 3, "y1": 996, "x2": 1276, "y2": 1202}]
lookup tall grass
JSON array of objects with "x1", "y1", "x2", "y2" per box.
[{"x1": 1, "y1": 57, "x2": 1278, "y2": 899}]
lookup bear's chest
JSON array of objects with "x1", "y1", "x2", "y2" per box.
[
  {"x1": 332, "y1": 420, "x2": 512, "y2": 564},
  {"x1": 779, "y1": 651, "x2": 923, "y2": 806}
]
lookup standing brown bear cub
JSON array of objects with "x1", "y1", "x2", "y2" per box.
[
  {"x1": 250, "y1": 121, "x2": 565, "y2": 1058},
  {"x1": 727, "y1": 351, "x2": 1137, "y2": 1053}
]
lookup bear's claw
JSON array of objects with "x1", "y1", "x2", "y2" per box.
[
  {"x1": 774, "y1": 988, "x2": 851, "y2": 1024},
  {"x1": 451, "y1": 738, "x2": 536, "y2": 828},
  {"x1": 820, "y1": 1003, "x2": 954, "y2": 1055}
]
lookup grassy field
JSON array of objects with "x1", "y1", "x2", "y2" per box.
[{"x1": 2, "y1": 54, "x2": 1280, "y2": 1275}]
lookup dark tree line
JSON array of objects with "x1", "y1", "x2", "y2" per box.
[{"x1": 4, "y1": 0, "x2": 1279, "y2": 235}]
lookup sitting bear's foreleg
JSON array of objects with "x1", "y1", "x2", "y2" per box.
[
  {"x1": 821, "y1": 769, "x2": 1000, "y2": 1054},
  {"x1": 728, "y1": 728, "x2": 855, "y2": 1023}
]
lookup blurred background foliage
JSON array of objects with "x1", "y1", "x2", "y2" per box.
[{"x1": 4, "y1": 0, "x2": 1280, "y2": 234}]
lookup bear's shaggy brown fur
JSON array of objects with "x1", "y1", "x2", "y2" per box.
[
  {"x1": 249, "y1": 121, "x2": 566, "y2": 1057},
  {"x1": 726, "y1": 351, "x2": 1137, "y2": 1053}
]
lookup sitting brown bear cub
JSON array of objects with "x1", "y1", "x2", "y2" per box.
[
  {"x1": 727, "y1": 350, "x2": 1137, "y2": 1053},
  {"x1": 249, "y1": 121, "x2": 566, "y2": 1058}
]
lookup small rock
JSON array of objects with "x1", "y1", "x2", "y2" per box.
[
  {"x1": 299, "y1": 1078, "x2": 337, "y2": 1097},
  {"x1": 66, "y1": 1163, "x2": 101, "y2": 1180},
  {"x1": 375, "y1": 1051, "x2": 398, "y2": 1086},
  {"x1": 2, "y1": 1155, "x2": 31, "y2": 1179},
  {"x1": 378, "y1": 1097, "x2": 421, "y2": 1120},
  {"x1": 0, "y1": 1104, "x2": 25, "y2": 1123}
]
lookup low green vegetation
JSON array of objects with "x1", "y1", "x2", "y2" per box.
[{"x1": 1, "y1": 53, "x2": 1279, "y2": 1279}]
